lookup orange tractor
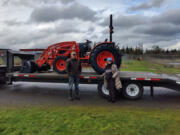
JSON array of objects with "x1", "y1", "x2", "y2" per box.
[{"x1": 21, "y1": 15, "x2": 122, "y2": 74}]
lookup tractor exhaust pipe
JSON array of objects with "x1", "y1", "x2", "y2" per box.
[{"x1": 109, "y1": 14, "x2": 113, "y2": 42}]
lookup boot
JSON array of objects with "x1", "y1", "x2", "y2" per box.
[
  {"x1": 111, "y1": 97, "x2": 116, "y2": 103},
  {"x1": 111, "y1": 90, "x2": 116, "y2": 103},
  {"x1": 69, "y1": 89, "x2": 73, "y2": 101},
  {"x1": 75, "y1": 88, "x2": 80, "y2": 100}
]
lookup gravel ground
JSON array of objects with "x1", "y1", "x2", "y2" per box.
[{"x1": 0, "y1": 82, "x2": 180, "y2": 109}]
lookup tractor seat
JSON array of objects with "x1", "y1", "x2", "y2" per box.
[{"x1": 79, "y1": 42, "x2": 92, "y2": 57}]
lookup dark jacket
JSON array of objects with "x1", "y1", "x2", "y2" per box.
[
  {"x1": 104, "y1": 63, "x2": 113, "y2": 80},
  {"x1": 66, "y1": 58, "x2": 82, "y2": 76}
]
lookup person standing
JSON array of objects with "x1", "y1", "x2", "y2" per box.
[
  {"x1": 66, "y1": 52, "x2": 82, "y2": 101},
  {"x1": 104, "y1": 57, "x2": 122, "y2": 102}
]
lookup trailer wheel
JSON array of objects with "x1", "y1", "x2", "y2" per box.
[
  {"x1": 98, "y1": 81, "x2": 110, "y2": 98},
  {"x1": 123, "y1": 82, "x2": 143, "y2": 100},
  {"x1": 98, "y1": 81, "x2": 122, "y2": 99},
  {"x1": 90, "y1": 43, "x2": 121, "y2": 74},
  {"x1": 53, "y1": 56, "x2": 67, "y2": 74}
]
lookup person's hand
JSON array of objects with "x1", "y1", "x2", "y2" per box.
[{"x1": 100, "y1": 73, "x2": 105, "y2": 78}]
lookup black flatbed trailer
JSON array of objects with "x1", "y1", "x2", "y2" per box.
[
  {"x1": 1, "y1": 66, "x2": 179, "y2": 99},
  {"x1": 0, "y1": 49, "x2": 180, "y2": 100}
]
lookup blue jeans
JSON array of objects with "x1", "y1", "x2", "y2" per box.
[{"x1": 68, "y1": 75, "x2": 79, "y2": 97}]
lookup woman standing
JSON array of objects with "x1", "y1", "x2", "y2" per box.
[{"x1": 104, "y1": 57, "x2": 122, "y2": 102}]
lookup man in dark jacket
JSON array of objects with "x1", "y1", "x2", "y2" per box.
[{"x1": 66, "y1": 52, "x2": 82, "y2": 101}]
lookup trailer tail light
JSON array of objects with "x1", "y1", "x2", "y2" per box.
[
  {"x1": 80, "y1": 76, "x2": 84, "y2": 79},
  {"x1": 15, "y1": 74, "x2": 36, "y2": 78},
  {"x1": 18, "y1": 74, "x2": 25, "y2": 77},
  {"x1": 151, "y1": 78, "x2": 160, "y2": 81},
  {"x1": 89, "y1": 76, "x2": 97, "y2": 79},
  {"x1": 136, "y1": 78, "x2": 145, "y2": 80},
  {"x1": 29, "y1": 75, "x2": 36, "y2": 78}
]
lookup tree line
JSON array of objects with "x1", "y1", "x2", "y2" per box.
[{"x1": 120, "y1": 45, "x2": 180, "y2": 55}]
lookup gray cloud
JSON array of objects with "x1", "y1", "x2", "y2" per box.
[
  {"x1": 101, "y1": 15, "x2": 148, "y2": 29},
  {"x1": 1, "y1": 0, "x2": 74, "y2": 6},
  {"x1": 0, "y1": 1, "x2": 100, "y2": 50},
  {"x1": 0, "y1": 18, "x2": 98, "y2": 50},
  {"x1": 3, "y1": 20, "x2": 25, "y2": 26},
  {"x1": 153, "y1": 9, "x2": 180, "y2": 25},
  {"x1": 0, "y1": 0, "x2": 180, "y2": 50},
  {"x1": 99, "y1": 8, "x2": 180, "y2": 49},
  {"x1": 101, "y1": 8, "x2": 180, "y2": 37},
  {"x1": 41, "y1": 20, "x2": 85, "y2": 34},
  {"x1": 129, "y1": 0, "x2": 166, "y2": 11},
  {"x1": 134, "y1": 23, "x2": 180, "y2": 36},
  {"x1": 30, "y1": 3, "x2": 97, "y2": 22},
  {"x1": 133, "y1": 9, "x2": 180, "y2": 37}
]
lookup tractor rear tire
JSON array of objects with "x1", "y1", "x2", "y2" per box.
[
  {"x1": 90, "y1": 43, "x2": 121, "y2": 74},
  {"x1": 53, "y1": 56, "x2": 67, "y2": 74}
]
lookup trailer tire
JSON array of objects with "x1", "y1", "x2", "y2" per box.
[
  {"x1": 98, "y1": 81, "x2": 110, "y2": 98},
  {"x1": 123, "y1": 82, "x2": 143, "y2": 100},
  {"x1": 53, "y1": 56, "x2": 67, "y2": 74},
  {"x1": 90, "y1": 43, "x2": 121, "y2": 74},
  {"x1": 98, "y1": 81, "x2": 122, "y2": 99}
]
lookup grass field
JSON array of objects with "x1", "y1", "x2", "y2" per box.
[
  {"x1": 0, "y1": 57, "x2": 21, "y2": 65},
  {"x1": 0, "y1": 57, "x2": 3, "y2": 65},
  {"x1": 121, "y1": 60, "x2": 180, "y2": 75},
  {"x1": 0, "y1": 106, "x2": 179, "y2": 135}
]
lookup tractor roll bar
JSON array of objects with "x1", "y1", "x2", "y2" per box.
[{"x1": 109, "y1": 14, "x2": 114, "y2": 42}]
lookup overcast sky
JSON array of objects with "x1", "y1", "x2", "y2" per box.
[{"x1": 0, "y1": 0, "x2": 180, "y2": 50}]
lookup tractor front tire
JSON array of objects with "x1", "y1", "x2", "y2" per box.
[
  {"x1": 53, "y1": 56, "x2": 67, "y2": 74},
  {"x1": 90, "y1": 43, "x2": 121, "y2": 74},
  {"x1": 20, "y1": 61, "x2": 37, "y2": 73}
]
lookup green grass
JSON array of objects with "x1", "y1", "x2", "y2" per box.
[
  {"x1": 121, "y1": 60, "x2": 180, "y2": 74},
  {"x1": 0, "y1": 57, "x2": 21, "y2": 66},
  {"x1": 0, "y1": 106, "x2": 179, "y2": 135},
  {"x1": 0, "y1": 57, "x2": 3, "y2": 65}
]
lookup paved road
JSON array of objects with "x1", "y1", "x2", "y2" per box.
[{"x1": 0, "y1": 82, "x2": 180, "y2": 109}]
